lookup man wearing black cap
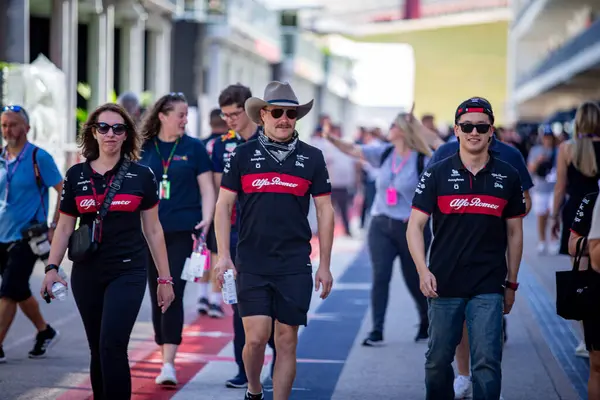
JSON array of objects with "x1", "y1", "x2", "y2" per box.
[
  {"x1": 407, "y1": 98, "x2": 525, "y2": 400},
  {"x1": 427, "y1": 97, "x2": 533, "y2": 398}
]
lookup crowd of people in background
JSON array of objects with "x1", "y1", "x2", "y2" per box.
[{"x1": 4, "y1": 81, "x2": 600, "y2": 400}]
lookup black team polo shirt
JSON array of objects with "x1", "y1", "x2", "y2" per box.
[
  {"x1": 220, "y1": 139, "x2": 331, "y2": 275},
  {"x1": 59, "y1": 160, "x2": 160, "y2": 269},
  {"x1": 412, "y1": 151, "x2": 526, "y2": 297}
]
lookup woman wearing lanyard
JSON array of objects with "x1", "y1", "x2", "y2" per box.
[
  {"x1": 140, "y1": 92, "x2": 215, "y2": 386},
  {"x1": 41, "y1": 103, "x2": 175, "y2": 399},
  {"x1": 324, "y1": 112, "x2": 433, "y2": 346}
]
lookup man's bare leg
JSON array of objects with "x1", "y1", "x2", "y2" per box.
[
  {"x1": 243, "y1": 315, "x2": 272, "y2": 395},
  {"x1": 0, "y1": 298, "x2": 18, "y2": 345},
  {"x1": 273, "y1": 321, "x2": 299, "y2": 400},
  {"x1": 18, "y1": 296, "x2": 48, "y2": 332}
]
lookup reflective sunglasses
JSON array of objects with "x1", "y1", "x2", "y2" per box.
[
  {"x1": 167, "y1": 92, "x2": 186, "y2": 101},
  {"x1": 94, "y1": 122, "x2": 128, "y2": 135},
  {"x1": 458, "y1": 123, "x2": 491, "y2": 134},
  {"x1": 267, "y1": 108, "x2": 298, "y2": 120},
  {"x1": 2, "y1": 105, "x2": 30, "y2": 124},
  {"x1": 220, "y1": 109, "x2": 245, "y2": 120}
]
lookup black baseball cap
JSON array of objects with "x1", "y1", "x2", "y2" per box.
[{"x1": 455, "y1": 97, "x2": 494, "y2": 125}]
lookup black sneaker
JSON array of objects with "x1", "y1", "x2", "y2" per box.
[
  {"x1": 198, "y1": 297, "x2": 209, "y2": 315},
  {"x1": 244, "y1": 390, "x2": 264, "y2": 400},
  {"x1": 0, "y1": 346, "x2": 6, "y2": 363},
  {"x1": 29, "y1": 325, "x2": 60, "y2": 358},
  {"x1": 415, "y1": 321, "x2": 429, "y2": 342},
  {"x1": 208, "y1": 304, "x2": 225, "y2": 318},
  {"x1": 362, "y1": 331, "x2": 383, "y2": 346},
  {"x1": 226, "y1": 373, "x2": 248, "y2": 388}
]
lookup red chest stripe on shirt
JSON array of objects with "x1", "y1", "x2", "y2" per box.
[
  {"x1": 241, "y1": 172, "x2": 310, "y2": 196},
  {"x1": 75, "y1": 194, "x2": 143, "y2": 214},
  {"x1": 437, "y1": 194, "x2": 507, "y2": 217}
]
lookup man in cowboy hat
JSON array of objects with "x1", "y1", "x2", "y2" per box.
[{"x1": 214, "y1": 81, "x2": 335, "y2": 400}]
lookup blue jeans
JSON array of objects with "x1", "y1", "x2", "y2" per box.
[{"x1": 425, "y1": 294, "x2": 504, "y2": 400}]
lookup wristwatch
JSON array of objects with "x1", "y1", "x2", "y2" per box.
[
  {"x1": 49, "y1": 222, "x2": 57, "y2": 229},
  {"x1": 45, "y1": 264, "x2": 59, "y2": 274},
  {"x1": 505, "y1": 280, "x2": 519, "y2": 291}
]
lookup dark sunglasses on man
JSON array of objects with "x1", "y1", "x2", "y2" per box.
[
  {"x1": 266, "y1": 108, "x2": 298, "y2": 120},
  {"x1": 94, "y1": 122, "x2": 128, "y2": 136},
  {"x1": 458, "y1": 123, "x2": 491, "y2": 134}
]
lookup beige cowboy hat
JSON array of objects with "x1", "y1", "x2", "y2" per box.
[{"x1": 245, "y1": 81, "x2": 314, "y2": 125}]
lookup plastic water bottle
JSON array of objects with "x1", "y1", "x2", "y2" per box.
[
  {"x1": 222, "y1": 269, "x2": 238, "y2": 305},
  {"x1": 51, "y1": 282, "x2": 67, "y2": 301},
  {"x1": 52, "y1": 268, "x2": 69, "y2": 301}
]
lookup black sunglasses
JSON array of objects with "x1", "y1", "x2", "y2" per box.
[
  {"x1": 458, "y1": 123, "x2": 491, "y2": 134},
  {"x1": 268, "y1": 108, "x2": 298, "y2": 120},
  {"x1": 94, "y1": 122, "x2": 128, "y2": 135}
]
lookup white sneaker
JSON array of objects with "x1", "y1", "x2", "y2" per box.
[
  {"x1": 575, "y1": 341, "x2": 589, "y2": 358},
  {"x1": 537, "y1": 242, "x2": 546, "y2": 254},
  {"x1": 548, "y1": 241, "x2": 560, "y2": 255},
  {"x1": 454, "y1": 375, "x2": 472, "y2": 399},
  {"x1": 155, "y1": 363, "x2": 178, "y2": 386}
]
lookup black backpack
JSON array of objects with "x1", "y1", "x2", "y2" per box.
[{"x1": 380, "y1": 146, "x2": 426, "y2": 176}]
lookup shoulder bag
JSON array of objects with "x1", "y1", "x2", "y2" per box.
[
  {"x1": 67, "y1": 158, "x2": 131, "y2": 262},
  {"x1": 556, "y1": 236, "x2": 600, "y2": 321}
]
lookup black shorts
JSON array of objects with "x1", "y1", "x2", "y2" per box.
[
  {"x1": 0, "y1": 241, "x2": 38, "y2": 301},
  {"x1": 237, "y1": 272, "x2": 313, "y2": 326},
  {"x1": 583, "y1": 317, "x2": 600, "y2": 352}
]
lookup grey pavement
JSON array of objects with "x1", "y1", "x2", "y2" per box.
[
  {"x1": 0, "y1": 258, "x2": 202, "y2": 400},
  {"x1": 331, "y1": 214, "x2": 583, "y2": 400},
  {"x1": 0, "y1": 215, "x2": 592, "y2": 400}
]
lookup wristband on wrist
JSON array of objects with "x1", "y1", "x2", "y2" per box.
[
  {"x1": 504, "y1": 280, "x2": 519, "y2": 291},
  {"x1": 157, "y1": 277, "x2": 174, "y2": 285},
  {"x1": 45, "y1": 264, "x2": 59, "y2": 274}
]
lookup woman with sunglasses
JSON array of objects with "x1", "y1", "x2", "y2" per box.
[
  {"x1": 324, "y1": 112, "x2": 435, "y2": 346},
  {"x1": 41, "y1": 103, "x2": 174, "y2": 399},
  {"x1": 139, "y1": 93, "x2": 215, "y2": 386}
]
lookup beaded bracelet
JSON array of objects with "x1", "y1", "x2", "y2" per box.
[{"x1": 157, "y1": 277, "x2": 174, "y2": 285}]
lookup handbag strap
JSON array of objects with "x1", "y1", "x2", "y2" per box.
[
  {"x1": 97, "y1": 157, "x2": 131, "y2": 221},
  {"x1": 573, "y1": 236, "x2": 588, "y2": 272}
]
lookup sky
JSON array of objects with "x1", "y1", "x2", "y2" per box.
[
  {"x1": 327, "y1": 37, "x2": 415, "y2": 108},
  {"x1": 260, "y1": 0, "x2": 416, "y2": 108}
]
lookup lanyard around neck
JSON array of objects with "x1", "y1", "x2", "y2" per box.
[
  {"x1": 153, "y1": 138, "x2": 179, "y2": 178},
  {"x1": 2, "y1": 142, "x2": 30, "y2": 184},
  {"x1": 391, "y1": 151, "x2": 410, "y2": 176}
]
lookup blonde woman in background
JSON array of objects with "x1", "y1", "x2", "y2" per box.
[
  {"x1": 324, "y1": 112, "x2": 435, "y2": 346},
  {"x1": 552, "y1": 101, "x2": 600, "y2": 359}
]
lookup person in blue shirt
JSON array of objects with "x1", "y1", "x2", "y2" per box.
[
  {"x1": 427, "y1": 97, "x2": 533, "y2": 398},
  {"x1": 139, "y1": 93, "x2": 216, "y2": 386},
  {"x1": 0, "y1": 105, "x2": 63, "y2": 362}
]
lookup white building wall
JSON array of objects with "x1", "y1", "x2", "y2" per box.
[
  {"x1": 290, "y1": 76, "x2": 319, "y2": 140},
  {"x1": 200, "y1": 38, "x2": 278, "y2": 135}
]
